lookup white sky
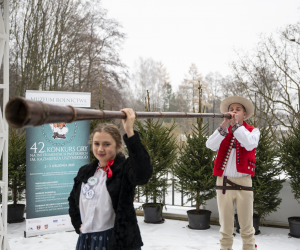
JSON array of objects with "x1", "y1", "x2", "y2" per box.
[{"x1": 101, "y1": 0, "x2": 300, "y2": 91}]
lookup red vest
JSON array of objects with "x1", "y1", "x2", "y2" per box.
[{"x1": 213, "y1": 122, "x2": 257, "y2": 177}]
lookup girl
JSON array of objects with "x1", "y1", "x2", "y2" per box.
[{"x1": 68, "y1": 108, "x2": 152, "y2": 250}]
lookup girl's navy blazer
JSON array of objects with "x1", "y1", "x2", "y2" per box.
[{"x1": 68, "y1": 131, "x2": 153, "y2": 250}]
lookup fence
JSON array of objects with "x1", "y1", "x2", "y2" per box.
[
  {"x1": 136, "y1": 178, "x2": 300, "y2": 226},
  {"x1": 136, "y1": 178, "x2": 195, "y2": 207}
]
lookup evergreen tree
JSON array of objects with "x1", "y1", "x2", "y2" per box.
[
  {"x1": 245, "y1": 95, "x2": 284, "y2": 220},
  {"x1": 248, "y1": 122, "x2": 284, "y2": 220},
  {"x1": 279, "y1": 114, "x2": 300, "y2": 202},
  {"x1": 135, "y1": 91, "x2": 177, "y2": 206},
  {"x1": 173, "y1": 85, "x2": 216, "y2": 211},
  {"x1": 0, "y1": 128, "x2": 26, "y2": 206}
]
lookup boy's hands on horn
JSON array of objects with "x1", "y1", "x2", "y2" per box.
[
  {"x1": 220, "y1": 103, "x2": 246, "y2": 130},
  {"x1": 220, "y1": 112, "x2": 242, "y2": 130}
]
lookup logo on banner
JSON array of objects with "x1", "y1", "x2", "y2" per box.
[
  {"x1": 42, "y1": 123, "x2": 78, "y2": 146},
  {"x1": 53, "y1": 220, "x2": 58, "y2": 223},
  {"x1": 50, "y1": 123, "x2": 69, "y2": 140},
  {"x1": 44, "y1": 224, "x2": 48, "y2": 229},
  {"x1": 37, "y1": 225, "x2": 41, "y2": 230}
]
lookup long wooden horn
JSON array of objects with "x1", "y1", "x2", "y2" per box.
[{"x1": 5, "y1": 97, "x2": 231, "y2": 128}]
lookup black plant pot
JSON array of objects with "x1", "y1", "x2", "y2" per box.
[
  {"x1": 8, "y1": 204, "x2": 25, "y2": 223},
  {"x1": 143, "y1": 203, "x2": 164, "y2": 223},
  {"x1": 288, "y1": 217, "x2": 300, "y2": 238},
  {"x1": 187, "y1": 209, "x2": 211, "y2": 230},
  {"x1": 235, "y1": 213, "x2": 260, "y2": 235}
]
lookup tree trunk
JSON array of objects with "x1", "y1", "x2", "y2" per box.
[
  {"x1": 196, "y1": 190, "x2": 200, "y2": 211},
  {"x1": 153, "y1": 174, "x2": 157, "y2": 203},
  {"x1": 13, "y1": 180, "x2": 17, "y2": 207}
]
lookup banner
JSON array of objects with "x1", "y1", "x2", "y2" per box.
[{"x1": 25, "y1": 91, "x2": 91, "y2": 237}]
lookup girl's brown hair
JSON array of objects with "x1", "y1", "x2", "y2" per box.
[{"x1": 89, "y1": 123, "x2": 123, "y2": 153}]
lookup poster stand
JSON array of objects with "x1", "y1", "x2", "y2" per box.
[{"x1": 24, "y1": 91, "x2": 91, "y2": 238}]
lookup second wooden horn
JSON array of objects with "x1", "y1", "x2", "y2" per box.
[{"x1": 5, "y1": 97, "x2": 231, "y2": 128}]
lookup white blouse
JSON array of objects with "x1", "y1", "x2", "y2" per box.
[
  {"x1": 79, "y1": 168, "x2": 115, "y2": 234},
  {"x1": 206, "y1": 125, "x2": 260, "y2": 178}
]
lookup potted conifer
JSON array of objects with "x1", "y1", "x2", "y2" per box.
[
  {"x1": 0, "y1": 128, "x2": 26, "y2": 223},
  {"x1": 135, "y1": 91, "x2": 177, "y2": 223},
  {"x1": 279, "y1": 114, "x2": 300, "y2": 238},
  {"x1": 173, "y1": 85, "x2": 216, "y2": 230}
]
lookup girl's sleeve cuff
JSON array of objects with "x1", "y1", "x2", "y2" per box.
[{"x1": 123, "y1": 130, "x2": 140, "y2": 146}]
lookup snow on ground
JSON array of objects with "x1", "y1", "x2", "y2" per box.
[{"x1": 8, "y1": 215, "x2": 300, "y2": 250}]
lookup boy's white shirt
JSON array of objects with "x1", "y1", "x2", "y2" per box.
[{"x1": 206, "y1": 125, "x2": 260, "y2": 178}]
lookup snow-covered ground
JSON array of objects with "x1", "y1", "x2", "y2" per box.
[
  {"x1": 8, "y1": 214, "x2": 300, "y2": 250},
  {"x1": 6, "y1": 190, "x2": 299, "y2": 249}
]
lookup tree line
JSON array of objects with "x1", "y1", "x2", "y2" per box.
[
  {"x1": 1, "y1": 0, "x2": 128, "y2": 111},
  {"x1": 3, "y1": 0, "x2": 299, "y2": 134}
]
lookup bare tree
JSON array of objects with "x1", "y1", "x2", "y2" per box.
[
  {"x1": 205, "y1": 72, "x2": 229, "y2": 131},
  {"x1": 8, "y1": 0, "x2": 128, "y2": 110},
  {"x1": 179, "y1": 63, "x2": 210, "y2": 112},
  {"x1": 131, "y1": 57, "x2": 170, "y2": 111},
  {"x1": 230, "y1": 21, "x2": 300, "y2": 128}
]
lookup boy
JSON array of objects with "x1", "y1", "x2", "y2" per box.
[{"x1": 206, "y1": 96, "x2": 260, "y2": 250}]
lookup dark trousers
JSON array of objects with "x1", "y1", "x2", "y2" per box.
[{"x1": 75, "y1": 228, "x2": 142, "y2": 250}]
